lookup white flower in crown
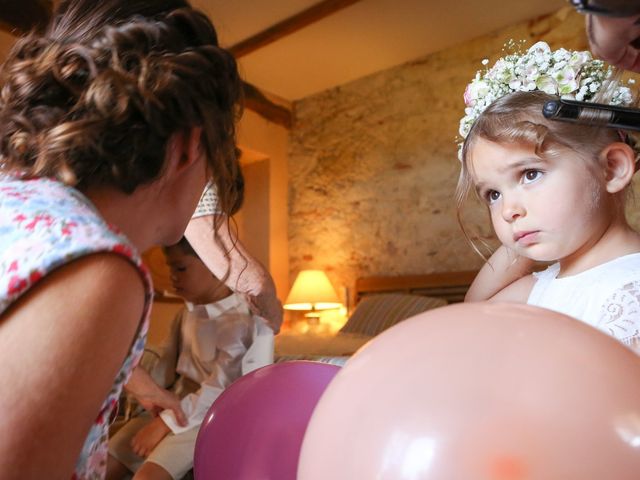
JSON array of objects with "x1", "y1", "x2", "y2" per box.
[{"x1": 457, "y1": 41, "x2": 634, "y2": 154}]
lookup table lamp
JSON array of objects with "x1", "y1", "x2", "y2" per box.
[{"x1": 283, "y1": 270, "x2": 342, "y2": 319}]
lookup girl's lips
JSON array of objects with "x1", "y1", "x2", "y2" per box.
[{"x1": 514, "y1": 230, "x2": 539, "y2": 245}]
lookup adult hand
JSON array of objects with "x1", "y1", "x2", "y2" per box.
[
  {"x1": 587, "y1": 14, "x2": 640, "y2": 72},
  {"x1": 130, "y1": 417, "x2": 171, "y2": 458},
  {"x1": 246, "y1": 292, "x2": 283, "y2": 334}
]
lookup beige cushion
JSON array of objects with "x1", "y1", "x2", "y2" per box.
[{"x1": 340, "y1": 293, "x2": 446, "y2": 337}]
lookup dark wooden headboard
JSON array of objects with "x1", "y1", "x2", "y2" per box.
[{"x1": 355, "y1": 271, "x2": 478, "y2": 305}]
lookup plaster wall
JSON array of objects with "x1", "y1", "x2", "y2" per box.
[{"x1": 237, "y1": 109, "x2": 290, "y2": 301}]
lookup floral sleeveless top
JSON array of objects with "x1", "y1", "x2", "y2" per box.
[{"x1": 0, "y1": 175, "x2": 152, "y2": 479}]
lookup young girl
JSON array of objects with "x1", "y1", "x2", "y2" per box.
[
  {"x1": 0, "y1": 0, "x2": 242, "y2": 477},
  {"x1": 458, "y1": 43, "x2": 640, "y2": 353}
]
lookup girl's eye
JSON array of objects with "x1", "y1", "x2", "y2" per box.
[
  {"x1": 485, "y1": 190, "x2": 501, "y2": 204},
  {"x1": 522, "y1": 169, "x2": 542, "y2": 184}
]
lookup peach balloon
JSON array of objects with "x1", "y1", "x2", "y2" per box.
[{"x1": 298, "y1": 303, "x2": 640, "y2": 480}]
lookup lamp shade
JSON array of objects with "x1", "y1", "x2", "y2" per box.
[{"x1": 284, "y1": 270, "x2": 342, "y2": 311}]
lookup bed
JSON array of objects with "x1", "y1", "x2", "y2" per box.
[{"x1": 274, "y1": 270, "x2": 478, "y2": 365}]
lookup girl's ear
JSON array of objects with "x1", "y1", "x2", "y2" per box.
[{"x1": 600, "y1": 142, "x2": 636, "y2": 194}]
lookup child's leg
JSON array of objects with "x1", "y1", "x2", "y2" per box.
[
  {"x1": 106, "y1": 454, "x2": 132, "y2": 480},
  {"x1": 134, "y1": 427, "x2": 199, "y2": 480},
  {"x1": 132, "y1": 462, "x2": 173, "y2": 480},
  {"x1": 108, "y1": 414, "x2": 155, "y2": 475}
]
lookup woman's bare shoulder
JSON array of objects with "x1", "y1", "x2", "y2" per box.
[{"x1": 0, "y1": 253, "x2": 146, "y2": 476}]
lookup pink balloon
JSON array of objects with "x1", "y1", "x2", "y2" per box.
[
  {"x1": 194, "y1": 361, "x2": 340, "y2": 480},
  {"x1": 298, "y1": 303, "x2": 640, "y2": 480}
]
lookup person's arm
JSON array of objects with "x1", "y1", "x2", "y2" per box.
[
  {"x1": 587, "y1": 13, "x2": 640, "y2": 72},
  {"x1": 125, "y1": 367, "x2": 187, "y2": 426},
  {"x1": 0, "y1": 254, "x2": 144, "y2": 478},
  {"x1": 185, "y1": 215, "x2": 283, "y2": 333},
  {"x1": 465, "y1": 245, "x2": 537, "y2": 303}
]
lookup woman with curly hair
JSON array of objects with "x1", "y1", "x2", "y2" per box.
[{"x1": 0, "y1": 0, "x2": 245, "y2": 477}]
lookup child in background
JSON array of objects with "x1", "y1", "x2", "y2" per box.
[
  {"x1": 458, "y1": 42, "x2": 640, "y2": 352},
  {"x1": 107, "y1": 237, "x2": 273, "y2": 480}
]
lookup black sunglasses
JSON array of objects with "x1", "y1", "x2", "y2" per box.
[{"x1": 570, "y1": 0, "x2": 640, "y2": 17}]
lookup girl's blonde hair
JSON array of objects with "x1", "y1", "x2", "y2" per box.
[{"x1": 456, "y1": 90, "x2": 636, "y2": 255}]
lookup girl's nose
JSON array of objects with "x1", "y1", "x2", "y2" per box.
[{"x1": 501, "y1": 197, "x2": 525, "y2": 222}]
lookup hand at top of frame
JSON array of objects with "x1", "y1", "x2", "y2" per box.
[{"x1": 587, "y1": 13, "x2": 640, "y2": 72}]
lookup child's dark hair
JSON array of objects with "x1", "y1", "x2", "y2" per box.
[
  {"x1": 0, "y1": 0, "x2": 243, "y2": 217},
  {"x1": 164, "y1": 236, "x2": 197, "y2": 257}
]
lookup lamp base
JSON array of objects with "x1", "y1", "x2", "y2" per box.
[{"x1": 303, "y1": 312, "x2": 321, "y2": 327}]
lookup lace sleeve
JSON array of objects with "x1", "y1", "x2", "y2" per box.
[{"x1": 597, "y1": 281, "x2": 640, "y2": 354}]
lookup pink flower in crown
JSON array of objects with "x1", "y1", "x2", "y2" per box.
[
  {"x1": 463, "y1": 84, "x2": 474, "y2": 107},
  {"x1": 456, "y1": 39, "x2": 632, "y2": 154},
  {"x1": 463, "y1": 78, "x2": 490, "y2": 107}
]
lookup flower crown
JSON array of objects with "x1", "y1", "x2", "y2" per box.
[{"x1": 458, "y1": 41, "x2": 634, "y2": 151}]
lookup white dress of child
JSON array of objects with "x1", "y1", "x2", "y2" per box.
[{"x1": 527, "y1": 253, "x2": 640, "y2": 353}]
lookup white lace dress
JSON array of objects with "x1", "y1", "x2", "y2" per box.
[{"x1": 528, "y1": 253, "x2": 640, "y2": 353}]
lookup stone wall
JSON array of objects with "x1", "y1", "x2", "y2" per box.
[{"x1": 288, "y1": 7, "x2": 593, "y2": 297}]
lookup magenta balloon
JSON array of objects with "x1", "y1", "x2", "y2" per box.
[
  {"x1": 194, "y1": 361, "x2": 340, "y2": 480},
  {"x1": 298, "y1": 303, "x2": 640, "y2": 480}
]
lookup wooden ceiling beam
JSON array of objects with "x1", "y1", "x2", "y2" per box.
[
  {"x1": 242, "y1": 81, "x2": 292, "y2": 128},
  {"x1": 229, "y1": 0, "x2": 362, "y2": 58}
]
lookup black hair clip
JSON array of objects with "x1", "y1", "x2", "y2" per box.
[
  {"x1": 542, "y1": 98, "x2": 640, "y2": 132},
  {"x1": 569, "y1": 0, "x2": 640, "y2": 17}
]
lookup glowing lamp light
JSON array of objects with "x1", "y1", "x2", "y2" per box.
[{"x1": 284, "y1": 270, "x2": 342, "y2": 315}]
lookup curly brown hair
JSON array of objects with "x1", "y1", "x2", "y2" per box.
[{"x1": 0, "y1": 0, "x2": 243, "y2": 215}]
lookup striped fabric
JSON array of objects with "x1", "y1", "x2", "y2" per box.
[
  {"x1": 275, "y1": 355, "x2": 349, "y2": 367},
  {"x1": 340, "y1": 294, "x2": 447, "y2": 337}
]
